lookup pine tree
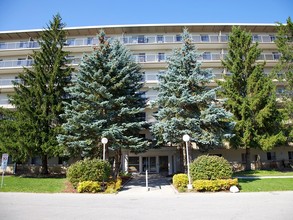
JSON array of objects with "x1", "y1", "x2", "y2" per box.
[
  {"x1": 219, "y1": 26, "x2": 286, "y2": 170},
  {"x1": 10, "y1": 14, "x2": 72, "y2": 174},
  {"x1": 275, "y1": 17, "x2": 293, "y2": 140},
  {"x1": 58, "y1": 31, "x2": 148, "y2": 177},
  {"x1": 151, "y1": 29, "x2": 234, "y2": 171}
]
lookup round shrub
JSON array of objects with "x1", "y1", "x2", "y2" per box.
[
  {"x1": 67, "y1": 158, "x2": 111, "y2": 188},
  {"x1": 172, "y1": 173, "x2": 188, "y2": 189},
  {"x1": 190, "y1": 155, "x2": 232, "y2": 180}
]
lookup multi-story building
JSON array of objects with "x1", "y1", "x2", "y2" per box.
[{"x1": 0, "y1": 23, "x2": 292, "y2": 174}]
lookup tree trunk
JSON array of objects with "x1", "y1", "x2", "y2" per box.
[
  {"x1": 245, "y1": 147, "x2": 251, "y2": 171},
  {"x1": 113, "y1": 149, "x2": 121, "y2": 179},
  {"x1": 41, "y1": 154, "x2": 49, "y2": 175}
]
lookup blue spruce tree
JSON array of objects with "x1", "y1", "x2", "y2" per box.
[
  {"x1": 58, "y1": 31, "x2": 148, "y2": 176},
  {"x1": 151, "y1": 29, "x2": 234, "y2": 171}
]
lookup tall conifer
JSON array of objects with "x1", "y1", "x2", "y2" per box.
[
  {"x1": 58, "y1": 31, "x2": 148, "y2": 177},
  {"x1": 151, "y1": 29, "x2": 234, "y2": 171},
  {"x1": 219, "y1": 26, "x2": 285, "y2": 170},
  {"x1": 10, "y1": 14, "x2": 72, "y2": 174}
]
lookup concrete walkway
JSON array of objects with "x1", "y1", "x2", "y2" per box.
[{"x1": 118, "y1": 174, "x2": 176, "y2": 195}]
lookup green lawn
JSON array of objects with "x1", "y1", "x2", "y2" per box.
[
  {"x1": 238, "y1": 178, "x2": 293, "y2": 192},
  {"x1": 0, "y1": 176, "x2": 66, "y2": 193},
  {"x1": 234, "y1": 170, "x2": 293, "y2": 177}
]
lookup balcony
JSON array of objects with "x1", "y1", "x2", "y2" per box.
[
  {"x1": 0, "y1": 59, "x2": 33, "y2": 68},
  {"x1": 0, "y1": 78, "x2": 21, "y2": 91},
  {"x1": 0, "y1": 52, "x2": 280, "y2": 71},
  {"x1": 0, "y1": 34, "x2": 276, "y2": 52}
]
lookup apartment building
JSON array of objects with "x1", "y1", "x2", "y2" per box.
[{"x1": 0, "y1": 23, "x2": 292, "y2": 174}]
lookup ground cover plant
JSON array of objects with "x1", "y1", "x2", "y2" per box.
[{"x1": 238, "y1": 178, "x2": 293, "y2": 192}]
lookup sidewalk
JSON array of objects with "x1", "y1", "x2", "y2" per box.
[{"x1": 118, "y1": 174, "x2": 176, "y2": 195}]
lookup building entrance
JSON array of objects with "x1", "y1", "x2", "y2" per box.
[{"x1": 142, "y1": 157, "x2": 156, "y2": 173}]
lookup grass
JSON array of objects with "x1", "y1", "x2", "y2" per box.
[
  {"x1": 238, "y1": 178, "x2": 293, "y2": 192},
  {"x1": 0, "y1": 176, "x2": 66, "y2": 193},
  {"x1": 233, "y1": 170, "x2": 293, "y2": 177}
]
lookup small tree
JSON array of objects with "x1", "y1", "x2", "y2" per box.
[
  {"x1": 58, "y1": 31, "x2": 148, "y2": 177},
  {"x1": 219, "y1": 26, "x2": 286, "y2": 170},
  {"x1": 9, "y1": 14, "x2": 72, "y2": 174},
  {"x1": 151, "y1": 29, "x2": 234, "y2": 171}
]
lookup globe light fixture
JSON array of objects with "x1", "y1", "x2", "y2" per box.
[
  {"x1": 101, "y1": 137, "x2": 108, "y2": 161},
  {"x1": 183, "y1": 134, "x2": 192, "y2": 190}
]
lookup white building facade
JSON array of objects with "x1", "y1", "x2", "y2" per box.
[{"x1": 0, "y1": 24, "x2": 292, "y2": 174}]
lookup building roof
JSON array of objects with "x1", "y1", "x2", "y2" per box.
[{"x1": 0, "y1": 23, "x2": 277, "y2": 40}]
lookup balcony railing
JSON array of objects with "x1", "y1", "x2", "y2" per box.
[
  {"x1": 0, "y1": 52, "x2": 280, "y2": 69},
  {"x1": 0, "y1": 41, "x2": 40, "y2": 50},
  {"x1": 0, "y1": 78, "x2": 22, "y2": 87},
  {"x1": 0, "y1": 59, "x2": 33, "y2": 68},
  {"x1": 0, "y1": 34, "x2": 276, "y2": 51}
]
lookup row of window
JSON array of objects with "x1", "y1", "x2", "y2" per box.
[
  {"x1": 240, "y1": 151, "x2": 293, "y2": 162},
  {"x1": 0, "y1": 33, "x2": 277, "y2": 50}
]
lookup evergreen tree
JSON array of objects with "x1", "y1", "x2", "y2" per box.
[
  {"x1": 275, "y1": 17, "x2": 293, "y2": 140},
  {"x1": 10, "y1": 14, "x2": 72, "y2": 174},
  {"x1": 151, "y1": 29, "x2": 234, "y2": 171},
  {"x1": 0, "y1": 108, "x2": 28, "y2": 164},
  {"x1": 58, "y1": 31, "x2": 148, "y2": 177},
  {"x1": 219, "y1": 26, "x2": 286, "y2": 170}
]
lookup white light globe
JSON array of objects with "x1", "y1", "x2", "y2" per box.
[
  {"x1": 101, "y1": 137, "x2": 108, "y2": 144},
  {"x1": 183, "y1": 134, "x2": 190, "y2": 142}
]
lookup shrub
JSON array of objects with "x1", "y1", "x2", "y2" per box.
[
  {"x1": 190, "y1": 155, "x2": 232, "y2": 181},
  {"x1": 77, "y1": 181, "x2": 101, "y2": 193},
  {"x1": 67, "y1": 158, "x2": 111, "y2": 188},
  {"x1": 173, "y1": 173, "x2": 188, "y2": 191},
  {"x1": 193, "y1": 178, "x2": 238, "y2": 192},
  {"x1": 105, "y1": 177, "x2": 123, "y2": 194}
]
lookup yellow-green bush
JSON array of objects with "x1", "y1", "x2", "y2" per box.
[
  {"x1": 173, "y1": 174, "x2": 188, "y2": 189},
  {"x1": 105, "y1": 177, "x2": 123, "y2": 194},
  {"x1": 77, "y1": 181, "x2": 102, "y2": 193},
  {"x1": 193, "y1": 178, "x2": 238, "y2": 192}
]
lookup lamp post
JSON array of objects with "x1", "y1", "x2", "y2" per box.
[
  {"x1": 183, "y1": 134, "x2": 193, "y2": 190},
  {"x1": 101, "y1": 137, "x2": 108, "y2": 161}
]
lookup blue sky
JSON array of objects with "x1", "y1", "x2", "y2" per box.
[{"x1": 0, "y1": 0, "x2": 292, "y2": 31}]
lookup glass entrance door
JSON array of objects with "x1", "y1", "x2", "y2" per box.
[{"x1": 143, "y1": 157, "x2": 156, "y2": 173}]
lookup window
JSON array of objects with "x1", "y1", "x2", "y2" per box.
[
  {"x1": 66, "y1": 38, "x2": 75, "y2": 46},
  {"x1": 158, "y1": 53, "x2": 165, "y2": 62},
  {"x1": 138, "y1": 53, "x2": 146, "y2": 62},
  {"x1": 272, "y1": 52, "x2": 280, "y2": 60},
  {"x1": 176, "y1": 35, "x2": 182, "y2": 42},
  {"x1": 253, "y1": 35, "x2": 259, "y2": 42},
  {"x1": 201, "y1": 35, "x2": 209, "y2": 42},
  {"x1": 87, "y1": 37, "x2": 93, "y2": 45},
  {"x1": 241, "y1": 153, "x2": 246, "y2": 162},
  {"x1": 138, "y1": 35, "x2": 145, "y2": 43},
  {"x1": 128, "y1": 157, "x2": 139, "y2": 172},
  {"x1": 288, "y1": 151, "x2": 293, "y2": 160},
  {"x1": 203, "y1": 52, "x2": 211, "y2": 60},
  {"x1": 270, "y1": 35, "x2": 276, "y2": 42},
  {"x1": 267, "y1": 152, "x2": 276, "y2": 161},
  {"x1": 157, "y1": 35, "x2": 164, "y2": 43}
]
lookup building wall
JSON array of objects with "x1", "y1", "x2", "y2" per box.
[{"x1": 0, "y1": 24, "x2": 290, "y2": 174}]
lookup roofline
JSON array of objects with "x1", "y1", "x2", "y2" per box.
[{"x1": 0, "y1": 23, "x2": 277, "y2": 34}]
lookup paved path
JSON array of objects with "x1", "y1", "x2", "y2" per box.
[{"x1": 118, "y1": 174, "x2": 176, "y2": 195}]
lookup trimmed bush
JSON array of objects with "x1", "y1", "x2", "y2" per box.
[
  {"x1": 77, "y1": 181, "x2": 101, "y2": 193},
  {"x1": 190, "y1": 155, "x2": 232, "y2": 180},
  {"x1": 67, "y1": 158, "x2": 111, "y2": 188},
  {"x1": 193, "y1": 178, "x2": 238, "y2": 192},
  {"x1": 173, "y1": 173, "x2": 188, "y2": 191},
  {"x1": 105, "y1": 177, "x2": 123, "y2": 194}
]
